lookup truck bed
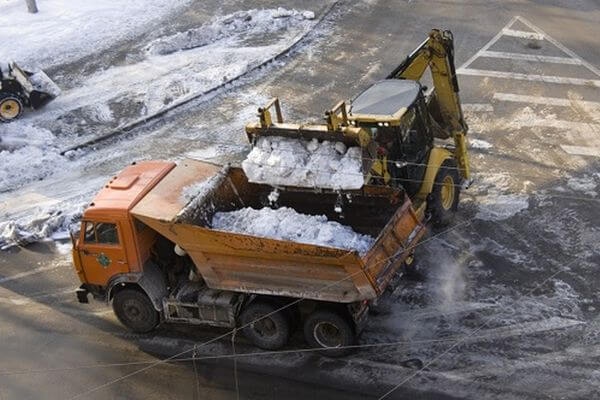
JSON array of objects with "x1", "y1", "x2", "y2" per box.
[{"x1": 132, "y1": 159, "x2": 426, "y2": 303}]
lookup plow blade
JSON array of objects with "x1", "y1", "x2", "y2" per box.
[{"x1": 9, "y1": 62, "x2": 61, "y2": 109}]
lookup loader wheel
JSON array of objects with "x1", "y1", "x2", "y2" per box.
[
  {"x1": 112, "y1": 288, "x2": 159, "y2": 333},
  {"x1": 0, "y1": 93, "x2": 24, "y2": 122},
  {"x1": 304, "y1": 309, "x2": 356, "y2": 356},
  {"x1": 240, "y1": 301, "x2": 291, "y2": 350},
  {"x1": 429, "y1": 158, "x2": 460, "y2": 226}
]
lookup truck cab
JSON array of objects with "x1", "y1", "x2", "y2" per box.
[{"x1": 73, "y1": 161, "x2": 175, "y2": 300}]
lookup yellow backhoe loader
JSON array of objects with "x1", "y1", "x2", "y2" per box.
[{"x1": 246, "y1": 29, "x2": 470, "y2": 225}]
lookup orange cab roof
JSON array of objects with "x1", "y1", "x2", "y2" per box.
[{"x1": 84, "y1": 161, "x2": 176, "y2": 216}]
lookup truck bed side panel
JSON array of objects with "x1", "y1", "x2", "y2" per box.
[{"x1": 135, "y1": 217, "x2": 378, "y2": 303}]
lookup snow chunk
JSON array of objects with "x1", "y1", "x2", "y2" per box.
[
  {"x1": 212, "y1": 207, "x2": 374, "y2": 254},
  {"x1": 242, "y1": 137, "x2": 365, "y2": 190},
  {"x1": 469, "y1": 138, "x2": 492, "y2": 149}
]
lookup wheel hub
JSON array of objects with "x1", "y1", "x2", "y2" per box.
[
  {"x1": 313, "y1": 321, "x2": 342, "y2": 348},
  {"x1": 0, "y1": 99, "x2": 20, "y2": 119},
  {"x1": 440, "y1": 175, "x2": 455, "y2": 210},
  {"x1": 253, "y1": 317, "x2": 277, "y2": 338}
]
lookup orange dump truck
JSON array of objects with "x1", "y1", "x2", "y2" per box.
[{"x1": 73, "y1": 159, "x2": 426, "y2": 351}]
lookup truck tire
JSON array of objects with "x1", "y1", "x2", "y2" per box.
[
  {"x1": 240, "y1": 301, "x2": 291, "y2": 350},
  {"x1": 303, "y1": 309, "x2": 356, "y2": 356},
  {"x1": 0, "y1": 93, "x2": 24, "y2": 122},
  {"x1": 429, "y1": 158, "x2": 460, "y2": 226},
  {"x1": 112, "y1": 288, "x2": 159, "y2": 333}
]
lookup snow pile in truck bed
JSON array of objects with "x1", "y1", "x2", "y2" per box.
[
  {"x1": 212, "y1": 207, "x2": 375, "y2": 255},
  {"x1": 242, "y1": 137, "x2": 364, "y2": 190}
]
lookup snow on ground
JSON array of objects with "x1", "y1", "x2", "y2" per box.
[
  {"x1": 0, "y1": 122, "x2": 64, "y2": 192},
  {"x1": 566, "y1": 174, "x2": 598, "y2": 197},
  {"x1": 146, "y1": 9, "x2": 315, "y2": 56},
  {"x1": 242, "y1": 136, "x2": 365, "y2": 189},
  {"x1": 21, "y1": 8, "x2": 317, "y2": 140},
  {"x1": 469, "y1": 172, "x2": 529, "y2": 221},
  {"x1": 212, "y1": 206, "x2": 374, "y2": 254},
  {"x1": 0, "y1": 0, "x2": 190, "y2": 67}
]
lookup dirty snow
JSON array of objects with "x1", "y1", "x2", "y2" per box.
[
  {"x1": 21, "y1": 7, "x2": 317, "y2": 139},
  {"x1": 146, "y1": 9, "x2": 315, "y2": 55},
  {"x1": 212, "y1": 207, "x2": 374, "y2": 254},
  {"x1": 242, "y1": 137, "x2": 365, "y2": 190},
  {"x1": 0, "y1": 122, "x2": 64, "y2": 192},
  {"x1": 566, "y1": 175, "x2": 598, "y2": 197},
  {"x1": 471, "y1": 172, "x2": 529, "y2": 221},
  {"x1": 0, "y1": 0, "x2": 190, "y2": 67}
]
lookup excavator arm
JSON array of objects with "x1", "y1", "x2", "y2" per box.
[{"x1": 388, "y1": 29, "x2": 470, "y2": 180}]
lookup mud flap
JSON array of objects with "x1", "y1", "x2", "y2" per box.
[{"x1": 137, "y1": 262, "x2": 168, "y2": 312}]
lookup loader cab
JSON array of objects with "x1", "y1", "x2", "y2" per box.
[{"x1": 349, "y1": 79, "x2": 434, "y2": 194}]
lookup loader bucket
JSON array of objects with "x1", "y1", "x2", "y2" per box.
[{"x1": 8, "y1": 63, "x2": 61, "y2": 109}]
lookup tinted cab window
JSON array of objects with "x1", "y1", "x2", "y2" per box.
[{"x1": 83, "y1": 222, "x2": 119, "y2": 245}]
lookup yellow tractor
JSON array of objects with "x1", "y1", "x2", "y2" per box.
[
  {"x1": 0, "y1": 62, "x2": 60, "y2": 122},
  {"x1": 246, "y1": 29, "x2": 470, "y2": 225}
]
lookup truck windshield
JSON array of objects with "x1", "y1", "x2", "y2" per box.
[{"x1": 83, "y1": 222, "x2": 119, "y2": 245}]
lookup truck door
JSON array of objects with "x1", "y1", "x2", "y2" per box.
[{"x1": 78, "y1": 221, "x2": 130, "y2": 286}]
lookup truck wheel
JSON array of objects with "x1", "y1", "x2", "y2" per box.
[
  {"x1": 0, "y1": 93, "x2": 24, "y2": 122},
  {"x1": 112, "y1": 288, "x2": 159, "y2": 333},
  {"x1": 429, "y1": 158, "x2": 460, "y2": 226},
  {"x1": 304, "y1": 309, "x2": 356, "y2": 356},
  {"x1": 240, "y1": 301, "x2": 290, "y2": 350}
]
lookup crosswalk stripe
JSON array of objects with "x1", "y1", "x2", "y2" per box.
[
  {"x1": 502, "y1": 28, "x2": 544, "y2": 41},
  {"x1": 457, "y1": 68, "x2": 600, "y2": 87},
  {"x1": 560, "y1": 145, "x2": 600, "y2": 157},
  {"x1": 516, "y1": 16, "x2": 600, "y2": 77},
  {"x1": 462, "y1": 103, "x2": 494, "y2": 112},
  {"x1": 493, "y1": 93, "x2": 600, "y2": 108},
  {"x1": 480, "y1": 50, "x2": 582, "y2": 65}
]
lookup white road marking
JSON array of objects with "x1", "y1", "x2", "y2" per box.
[
  {"x1": 560, "y1": 145, "x2": 600, "y2": 157},
  {"x1": 0, "y1": 265, "x2": 60, "y2": 284},
  {"x1": 480, "y1": 50, "x2": 582, "y2": 65},
  {"x1": 517, "y1": 16, "x2": 600, "y2": 77},
  {"x1": 459, "y1": 16, "x2": 600, "y2": 85},
  {"x1": 502, "y1": 28, "x2": 544, "y2": 41},
  {"x1": 461, "y1": 103, "x2": 494, "y2": 112},
  {"x1": 493, "y1": 92, "x2": 600, "y2": 108},
  {"x1": 458, "y1": 16, "x2": 519, "y2": 70},
  {"x1": 511, "y1": 118, "x2": 600, "y2": 137},
  {"x1": 457, "y1": 68, "x2": 600, "y2": 87}
]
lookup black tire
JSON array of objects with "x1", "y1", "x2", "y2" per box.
[
  {"x1": 240, "y1": 301, "x2": 291, "y2": 350},
  {"x1": 303, "y1": 309, "x2": 356, "y2": 356},
  {"x1": 0, "y1": 93, "x2": 24, "y2": 122},
  {"x1": 112, "y1": 288, "x2": 159, "y2": 333},
  {"x1": 429, "y1": 158, "x2": 460, "y2": 226}
]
